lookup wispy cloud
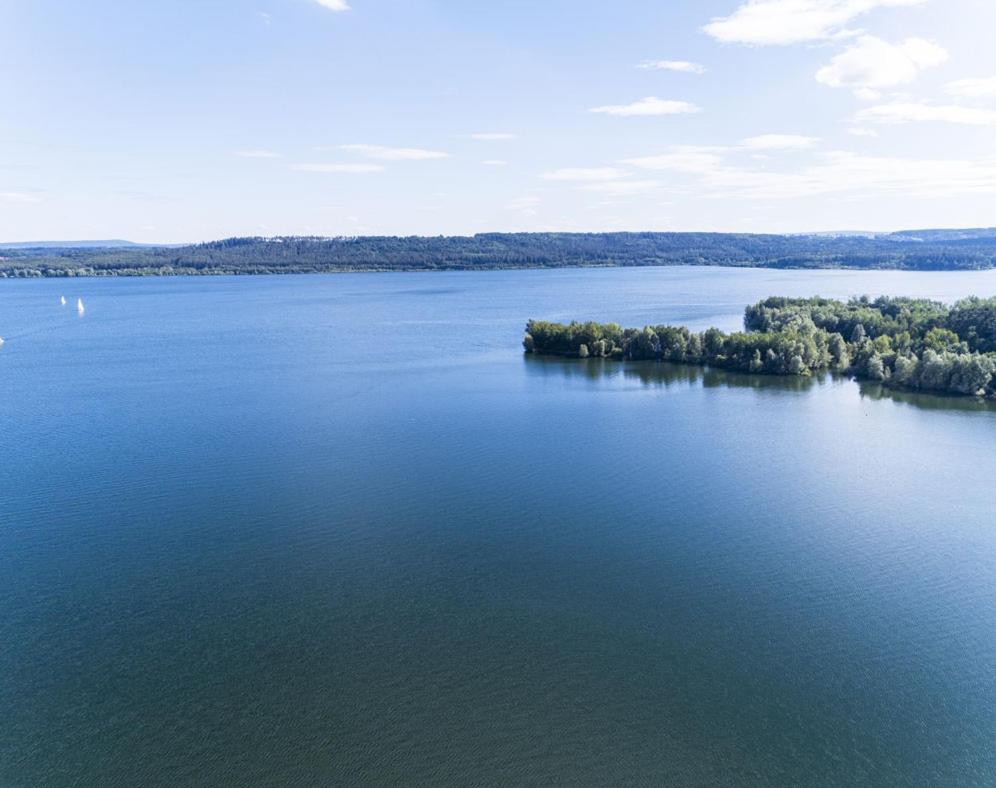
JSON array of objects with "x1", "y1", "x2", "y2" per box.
[
  {"x1": 638, "y1": 60, "x2": 706, "y2": 74},
  {"x1": 816, "y1": 36, "x2": 947, "y2": 96},
  {"x1": 314, "y1": 0, "x2": 350, "y2": 11},
  {"x1": 623, "y1": 143, "x2": 996, "y2": 200},
  {"x1": 234, "y1": 149, "x2": 282, "y2": 158},
  {"x1": 506, "y1": 195, "x2": 541, "y2": 212},
  {"x1": 855, "y1": 101, "x2": 996, "y2": 125},
  {"x1": 589, "y1": 97, "x2": 700, "y2": 117},
  {"x1": 704, "y1": 0, "x2": 926, "y2": 46},
  {"x1": 0, "y1": 191, "x2": 43, "y2": 204},
  {"x1": 945, "y1": 76, "x2": 996, "y2": 100},
  {"x1": 741, "y1": 134, "x2": 820, "y2": 150},
  {"x1": 624, "y1": 139, "x2": 819, "y2": 177},
  {"x1": 292, "y1": 163, "x2": 384, "y2": 173},
  {"x1": 340, "y1": 144, "x2": 449, "y2": 160},
  {"x1": 539, "y1": 166, "x2": 664, "y2": 197},
  {"x1": 581, "y1": 180, "x2": 661, "y2": 196},
  {"x1": 470, "y1": 133, "x2": 517, "y2": 141},
  {"x1": 624, "y1": 147, "x2": 727, "y2": 174},
  {"x1": 541, "y1": 167, "x2": 631, "y2": 182}
]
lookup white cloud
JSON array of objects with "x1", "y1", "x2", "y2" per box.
[
  {"x1": 816, "y1": 36, "x2": 947, "y2": 94},
  {"x1": 589, "y1": 97, "x2": 700, "y2": 117},
  {"x1": 340, "y1": 144, "x2": 449, "y2": 161},
  {"x1": 470, "y1": 133, "x2": 517, "y2": 140},
  {"x1": 482, "y1": 160, "x2": 508, "y2": 166},
  {"x1": 624, "y1": 140, "x2": 818, "y2": 176},
  {"x1": 638, "y1": 60, "x2": 706, "y2": 74},
  {"x1": 855, "y1": 101, "x2": 996, "y2": 125},
  {"x1": 292, "y1": 163, "x2": 385, "y2": 173},
  {"x1": 623, "y1": 147, "x2": 727, "y2": 173},
  {"x1": 622, "y1": 143, "x2": 996, "y2": 200},
  {"x1": 537, "y1": 167, "x2": 659, "y2": 197},
  {"x1": 704, "y1": 0, "x2": 926, "y2": 46},
  {"x1": 234, "y1": 149, "x2": 281, "y2": 158},
  {"x1": 847, "y1": 126, "x2": 880, "y2": 137},
  {"x1": 314, "y1": 0, "x2": 350, "y2": 11},
  {"x1": 761, "y1": 152, "x2": 996, "y2": 199},
  {"x1": 741, "y1": 134, "x2": 820, "y2": 150},
  {"x1": 0, "y1": 191, "x2": 42, "y2": 204},
  {"x1": 541, "y1": 167, "x2": 630, "y2": 182},
  {"x1": 581, "y1": 180, "x2": 661, "y2": 196},
  {"x1": 854, "y1": 87, "x2": 882, "y2": 101},
  {"x1": 945, "y1": 76, "x2": 996, "y2": 100}
]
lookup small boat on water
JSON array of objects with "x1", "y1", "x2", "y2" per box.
[
  {"x1": 60, "y1": 295, "x2": 67, "y2": 306},
  {"x1": 0, "y1": 337, "x2": 5, "y2": 346},
  {"x1": 77, "y1": 298, "x2": 85, "y2": 315}
]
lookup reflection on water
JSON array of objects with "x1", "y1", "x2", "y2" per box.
[
  {"x1": 525, "y1": 354, "x2": 996, "y2": 411},
  {"x1": 858, "y1": 381, "x2": 996, "y2": 413},
  {"x1": 525, "y1": 353, "x2": 822, "y2": 394}
]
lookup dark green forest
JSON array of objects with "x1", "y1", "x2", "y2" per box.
[
  {"x1": 5, "y1": 230, "x2": 996, "y2": 276},
  {"x1": 524, "y1": 296, "x2": 996, "y2": 398}
]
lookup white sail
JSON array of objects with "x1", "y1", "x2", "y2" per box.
[
  {"x1": 61, "y1": 295, "x2": 67, "y2": 306},
  {"x1": 77, "y1": 298, "x2": 85, "y2": 314}
]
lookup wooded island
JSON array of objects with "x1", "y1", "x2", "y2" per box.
[{"x1": 524, "y1": 296, "x2": 996, "y2": 398}]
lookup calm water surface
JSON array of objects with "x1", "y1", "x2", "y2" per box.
[{"x1": 1, "y1": 267, "x2": 995, "y2": 785}]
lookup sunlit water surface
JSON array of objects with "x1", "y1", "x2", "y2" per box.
[{"x1": 1, "y1": 267, "x2": 994, "y2": 785}]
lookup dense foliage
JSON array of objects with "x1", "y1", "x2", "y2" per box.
[
  {"x1": 5, "y1": 230, "x2": 996, "y2": 277},
  {"x1": 524, "y1": 296, "x2": 996, "y2": 398}
]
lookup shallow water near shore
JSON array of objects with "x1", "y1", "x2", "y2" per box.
[{"x1": 2, "y1": 266, "x2": 995, "y2": 785}]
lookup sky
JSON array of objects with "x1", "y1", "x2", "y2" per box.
[{"x1": 3, "y1": 0, "x2": 996, "y2": 242}]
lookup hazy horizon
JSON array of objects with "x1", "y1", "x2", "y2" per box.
[{"x1": 5, "y1": 224, "x2": 996, "y2": 248}]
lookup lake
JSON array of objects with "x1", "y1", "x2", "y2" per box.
[{"x1": 1, "y1": 267, "x2": 995, "y2": 785}]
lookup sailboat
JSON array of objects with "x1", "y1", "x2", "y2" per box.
[
  {"x1": 60, "y1": 295, "x2": 67, "y2": 306},
  {"x1": 77, "y1": 298, "x2": 85, "y2": 315}
]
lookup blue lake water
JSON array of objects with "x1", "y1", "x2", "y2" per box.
[{"x1": 1, "y1": 267, "x2": 995, "y2": 785}]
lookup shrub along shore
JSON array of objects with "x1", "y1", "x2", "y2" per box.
[{"x1": 523, "y1": 296, "x2": 996, "y2": 398}]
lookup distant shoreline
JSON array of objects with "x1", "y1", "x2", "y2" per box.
[
  {"x1": 1, "y1": 261, "x2": 963, "y2": 279},
  {"x1": 4, "y1": 230, "x2": 996, "y2": 278}
]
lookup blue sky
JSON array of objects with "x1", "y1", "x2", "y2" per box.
[{"x1": 3, "y1": 0, "x2": 996, "y2": 242}]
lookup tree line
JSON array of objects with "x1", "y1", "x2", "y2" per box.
[
  {"x1": 524, "y1": 296, "x2": 996, "y2": 398},
  {"x1": 5, "y1": 231, "x2": 996, "y2": 277}
]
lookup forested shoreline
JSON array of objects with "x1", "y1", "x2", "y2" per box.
[
  {"x1": 524, "y1": 296, "x2": 996, "y2": 398},
  {"x1": 5, "y1": 230, "x2": 996, "y2": 277}
]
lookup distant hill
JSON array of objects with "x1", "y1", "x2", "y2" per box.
[
  {"x1": 0, "y1": 240, "x2": 151, "y2": 250},
  {"x1": 885, "y1": 228, "x2": 996, "y2": 243},
  {"x1": 3, "y1": 230, "x2": 996, "y2": 276}
]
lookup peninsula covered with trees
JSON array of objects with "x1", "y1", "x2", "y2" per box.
[
  {"x1": 524, "y1": 296, "x2": 996, "y2": 398},
  {"x1": 5, "y1": 229, "x2": 996, "y2": 276}
]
